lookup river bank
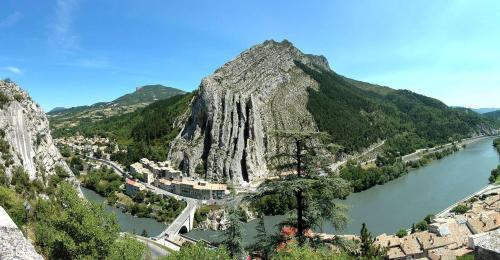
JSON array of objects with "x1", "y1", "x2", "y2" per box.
[
  {"x1": 402, "y1": 134, "x2": 494, "y2": 163},
  {"x1": 81, "y1": 187, "x2": 167, "y2": 236},
  {"x1": 436, "y1": 184, "x2": 499, "y2": 218},
  {"x1": 186, "y1": 136, "x2": 500, "y2": 242}
]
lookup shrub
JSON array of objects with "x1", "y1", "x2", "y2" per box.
[
  {"x1": 0, "y1": 166, "x2": 9, "y2": 186},
  {"x1": 0, "y1": 138, "x2": 10, "y2": 153},
  {"x1": 415, "y1": 220, "x2": 429, "y2": 231},
  {"x1": 59, "y1": 145, "x2": 72, "y2": 157},
  {"x1": 11, "y1": 166, "x2": 30, "y2": 194},
  {"x1": 396, "y1": 228, "x2": 407, "y2": 238},
  {"x1": 162, "y1": 243, "x2": 230, "y2": 260},
  {"x1": 424, "y1": 214, "x2": 435, "y2": 224},
  {"x1": 0, "y1": 186, "x2": 26, "y2": 226},
  {"x1": 55, "y1": 165, "x2": 71, "y2": 179},
  {"x1": 13, "y1": 94, "x2": 24, "y2": 102},
  {"x1": 450, "y1": 204, "x2": 469, "y2": 214},
  {"x1": 0, "y1": 91, "x2": 9, "y2": 108},
  {"x1": 489, "y1": 165, "x2": 500, "y2": 184}
]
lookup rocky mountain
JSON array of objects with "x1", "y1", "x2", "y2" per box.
[
  {"x1": 168, "y1": 40, "x2": 327, "y2": 183},
  {"x1": 48, "y1": 85, "x2": 185, "y2": 136},
  {"x1": 0, "y1": 80, "x2": 70, "y2": 180},
  {"x1": 167, "y1": 40, "x2": 495, "y2": 184}
]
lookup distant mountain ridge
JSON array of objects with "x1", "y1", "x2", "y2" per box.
[
  {"x1": 472, "y1": 108, "x2": 500, "y2": 114},
  {"x1": 110, "y1": 84, "x2": 184, "y2": 106},
  {"x1": 48, "y1": 107, "x2": 67, "y2": 113},
  {"x1": 48, "y1": 84, "x2": 185, "y2": 134},
  {"x1": 483, "y1": 110, "x2": 500, "y2": 128},
  {"x1": 48, "y1": 84, "x2": 185, "y2": 116}
]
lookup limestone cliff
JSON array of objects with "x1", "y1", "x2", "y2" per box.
[
  {"x1": 0, "y1": 206, "x2": 43, "y2": 259},
  {"x1": 168, "y1": 40, "x2": 328, "y2": 184},
  {"x1": 0, "y1": 80, "x2": 70, "y2": 180}
]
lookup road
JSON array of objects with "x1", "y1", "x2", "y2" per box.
[
  {"x1": 436, "y1": 184, "x2": 500, "y2": 217},
  {"x1": 330, "y1": 140, "x2": 386, "y2": 171},
  {"x1": 402, "y1": 135, "x2": 492, "y2": 163},
  {"x1": 135, "y1": 235, "x2": 170, "y2": 258},
  {"x1": 160, "y1": 198, "x2": 197, "y2": 238},
  {"x1": 87, "y1": 157, "x2": 132, "y2": 178}
]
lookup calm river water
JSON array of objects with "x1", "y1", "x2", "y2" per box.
[
  {"x1": 81, "y1": 187, "x2": 166, "y2": 237},
  {"x1": 186, "y1": 137, "x2": 500, "y2": 244}
]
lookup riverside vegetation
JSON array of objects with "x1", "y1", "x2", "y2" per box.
[
  {"x1": 488, "y1": 138, "x2": 500, "y2": 183},
  {"x1": 251, "y1": 144, "x2": 461, "y2": 215},
  {"x1": 81, "y1": 165, "x2": 186, "y2": 223},
  {"x1": 339, "y1": 145, "x2": 459, "y2": 192}
]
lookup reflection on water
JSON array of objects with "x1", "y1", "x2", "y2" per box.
[{"x1": 81, "y1": 187, "x2": 166, "y2": 237}]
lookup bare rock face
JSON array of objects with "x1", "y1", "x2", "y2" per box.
[
  {"x1": 168, "y1": 40, "x2": 330, "y2": 184},
  {"x1": 0, "y1": 206, "x2": 43, "y2": 260},
  {"x1": 0, "y1": 80, "x2": 70, "y2": 180}
]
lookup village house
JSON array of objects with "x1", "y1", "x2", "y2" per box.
[
  {"x1": 375, "y1": 192, "x2": 500, "y2": 260},
  {"x1": 125, "y1": 178, "x2": 146, "y2": 196},
  {"x1": 54, "y1": 135, "x2": 115, "y2": 159},
  {"x1": 155, "y1": 178, "x2": 229, "y2": 200},
  {"x1": 129, "y1": 158, "x2": 182, "y2": 184}
]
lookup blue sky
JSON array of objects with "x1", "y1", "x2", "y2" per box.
[{"x1": 1, "y1": 0, "x2": 499, "y2": 111}]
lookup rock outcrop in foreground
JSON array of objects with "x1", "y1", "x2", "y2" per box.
[
  {"x1": 0, "y1": 80, "x2": 70, "y2": 180},
  {"x1": 168, "y1": 40, "x2": 329, "y2": 184},
  {"x1": 0, "y1": 206, "x2": 43, "y2": 260}
]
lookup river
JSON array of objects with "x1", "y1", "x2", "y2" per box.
[
  {"x1": 81, "y1": 187, "x2": 166, "y2": 237},
  {"x1": 186, "y1": 137, "x2": 500, "y2": 244}
]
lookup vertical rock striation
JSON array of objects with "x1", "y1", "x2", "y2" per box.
[
  {"x1": 168, "y1": 40, "x2": 330, "y2": 184},
  {"x1": 0, "y1": 80, "x2": 70, "y2": 180}
]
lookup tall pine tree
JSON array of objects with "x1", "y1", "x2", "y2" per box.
[
  {"x1": 222, "y1": 205, "x2": 245, "y2": 259},
  {"x1": 250, "y1": 131, "x2": 351, "y2": 245},
  {"x1": 359, "y1": 223, "x2": 386, "y2": 259}
]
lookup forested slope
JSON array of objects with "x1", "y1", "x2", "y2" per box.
[{"x1": 299, "y1": 61, "x2": 494, "y2": 157}]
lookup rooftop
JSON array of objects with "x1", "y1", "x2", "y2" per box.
[
  {"x1": 126, "y1": 178, "x2": 145, "y2": 189},
  {"x1": 158, "y1": 178, "x2": 228, "y2": 191}
]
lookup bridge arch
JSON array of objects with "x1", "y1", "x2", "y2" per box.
[
  {"x1": 179, "y1": 226, "x2": 188, "y2": 234},
  {"x1": 158, "y1": 201, "x2": 198, "y2": 239}
]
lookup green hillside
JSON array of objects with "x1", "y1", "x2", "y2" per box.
[
  {"x1": 53, "y1": 92, "x2": 195, "y2": 165},
  {"x1": 483, "y1": 109, "x2": 500, "y2": 120},
  {"x1": 48, "y1": 85, "x2": 185, "y2": 133},
  {"x1": 483, "y1": 110, "x2": 500, "y2": 127},
  {"x1": 111, "y1": 84, "x2": 185, "y2": 106},
  {"x1": 298, "y1": 61, "x2": 494, "y2": 157}
]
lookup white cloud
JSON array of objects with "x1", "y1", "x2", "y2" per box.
[
  {"x1": 3, "y1": 66, "x2": 23, "y2": 75},
  {"x1": 48, "y1": 0, "x2": 80, "y2": 52},
  {"x1": 0, "y1": 12, "x2": 23, "y2": 29},
  {"x1": 75, "y1": 57, "x2": 110, "y2": 69},
  {"x1": 46, "y1": 0, "x2": 112, "y2": 70}
]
